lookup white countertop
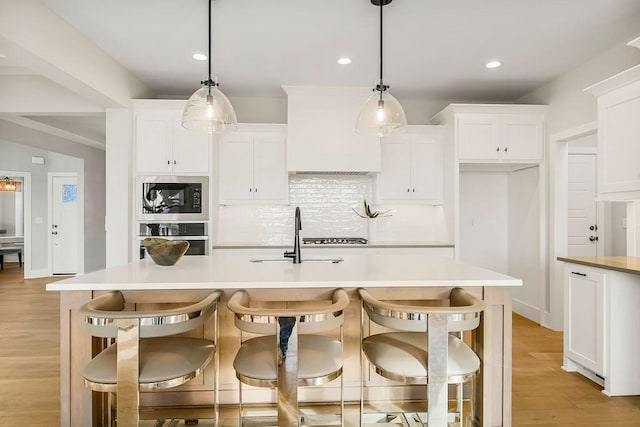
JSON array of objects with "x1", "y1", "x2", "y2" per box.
[{"x1": 46, "y1": 253, "x2": 521, "y2": 291}]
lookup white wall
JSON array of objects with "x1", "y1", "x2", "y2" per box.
[
  {"x1": 459, "y1": 172, "x2": 509, "y2": 274},
  {"x1": 508, "y1": 166, "x2": 541, "y2": 321},
  {"x1": 0, "y1": 120, "x2": 105, "y2": 273}
]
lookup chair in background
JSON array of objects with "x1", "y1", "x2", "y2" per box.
[
  {"x1": 358, "y1": 287, "x2": 486, "y2": 427},
  {"x1": 79, "y1": 289, "x2": 222, "y2": 427},
  {"x1": 227, "y1": 288, "x2": 349, "y2": 427}
]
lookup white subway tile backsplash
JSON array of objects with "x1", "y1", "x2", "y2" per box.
[{"x1": 217, "y1": 175, "x2": 449, "y2": 244}]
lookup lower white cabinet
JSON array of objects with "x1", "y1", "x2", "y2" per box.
[
  {"x1": 565, "y1": 267, "x2": 604, "y2": 376},
  {"x1": 563, "y1": 262, "x2": 640, "y2": 396},
  {"x1": 219, "y1": 124, "x2": 287, "y2": 204}
]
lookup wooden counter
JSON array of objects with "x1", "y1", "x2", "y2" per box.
[
  {"x1": 557, "y1": 256, "x2": 640, "y2": 276},
  {"x1": 48, "y1": 254, "x2": 520, "y2": 427}
]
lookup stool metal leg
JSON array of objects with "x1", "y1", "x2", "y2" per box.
[
  {"x1": 116, "y1": 318, "x2": 140, "y2": 427},
  {"x1": 277, "y1": 316, "x2": 299, "y2": 427}
]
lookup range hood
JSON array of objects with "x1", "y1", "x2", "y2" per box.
[{"x1": 283, "y1": 85, "x2": 381, "y2": 173}]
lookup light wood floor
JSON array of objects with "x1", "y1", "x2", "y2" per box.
[{"x1": 2, "y1": 264, "x2": 640, "y2": 426}]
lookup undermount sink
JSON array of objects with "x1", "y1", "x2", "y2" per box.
[{"x1": 250, "y1": 257, "x2": 344, "y2": 264}]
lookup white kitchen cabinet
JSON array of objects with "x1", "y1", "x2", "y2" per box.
[
  {"x1": 378, "y1": 126, "x2": 444, "y2": 203},
  {"x1": 584, "y1": 65, "x2": 640, "y2": 200},
  {"x1": 135, "y1": 109, "x2": 210, "y2": 175},
  {"x1": 564, "y1": 266, "x2": 605, "y2": 376},
  {"x1": 562, "y1": 261, "x2": 640, "y2": 396},
  {"x1": 433, "y1": 104, "x2": 546, "y2": 163},
  {"x1": 219, "y1": 124, "x2": 287, "y2": 204}
]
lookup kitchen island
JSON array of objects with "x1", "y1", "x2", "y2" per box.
[{"x1": 47, "y1": 253, "x2": 520, "y2": 427}]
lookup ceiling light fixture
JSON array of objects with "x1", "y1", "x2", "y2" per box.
[
  {"x1": 356, "y1": 0, "x2": 407, "y2": 137},
  {"x1": 182, "y1": 0, "x2": 237, "y2": 134},
  {"x1": 192, "y1": 53, "x2": 207, "y2": 61},
  {"x1": 338, "y1": 57, "x2": 352, "y2": 65},
  {"x1": 0, "y1": 177, "x2": 21, "y2": 192},
  {"x1": 486, "y1": 60, "x2": 502, "y2": 69}
]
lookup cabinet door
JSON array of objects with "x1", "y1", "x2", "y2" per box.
[
  {"x1": 598, "y1": 81, "x2": 640, "y2": 195},
  {"x1": 135, "y1": 113, "x2": 172, "y2": 174},
  {"x1": 378, "y1": 138, "x2": 412, "y2": 199},
  {"x1": 566, "y1": 268, "x2": 604, "y2": 375},
  {"x1": 253, "y1": 133, "x2": 287, "y2": 202},
  {"x1": 411, "y1": 139, "x2": 443, "y2": 202},
  {"x1": 502, "y1": 115, "x2": 543, "y2": 160},
  {"x1": 220, "y1": 133, "x2": 254, "y2": 202},
  {"x1": 457, "y1": 114, "x2": 500, "y2": 160},
  {"x1": 172, "y1": 117, "x2": 210, "y2": 174}
]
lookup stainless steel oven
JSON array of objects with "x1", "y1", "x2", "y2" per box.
[
  {"x1": 136, "y1": 176, "x2": 209, "y2": 221},
  {"x1": 138, "y1": 222, "x2": 209, "y2": 258}
]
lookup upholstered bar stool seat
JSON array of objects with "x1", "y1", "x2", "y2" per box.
[
  {"x1": 84, "y1": 336, "x2": 214, "y2": 391},
  {"x1": 234, "y1": 335, "x2": 343, "y2": 386},
  {"x1": 363, "y1": 332, "x2": 480, "y2": 384}
]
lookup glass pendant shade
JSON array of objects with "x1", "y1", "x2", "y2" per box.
[
  {"x1": 356, "y1": 90, "x2": 407, "y2": 137},
  {"x1": 182, "y1": 83, "x2": 237, "y2": 134}
]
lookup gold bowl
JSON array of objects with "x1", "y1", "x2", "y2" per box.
[{"x1": 143, "y1": 238, "x2": 190, "y2": 266}]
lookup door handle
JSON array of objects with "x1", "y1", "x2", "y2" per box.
[
  {"x1": 52, "y1": 231, "x2": 58, "y2": 235},
  {"x1": 589, "y1": 225, "x2": 598, "y2": 231},
  {"x1": 589, "y1": 236, "x2": 598, "y2": 242}
]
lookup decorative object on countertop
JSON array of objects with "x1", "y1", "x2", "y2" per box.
[
  {"x1": 181, "y1": 0, "x2": 237, "y2": 134},
  {"x1": 355, "y1": 0, "x2": 407, "y2": 137},
  {"x1": 143, "y1": 238, "x2": 190, "y2": 266},
  {"x1": 352, "y1": 200, "x2": 392, "y2": 218},
  {"x1": 0, "y1": 177, "x2": 22, "y2": 192}
]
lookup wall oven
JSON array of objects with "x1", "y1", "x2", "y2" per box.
[
  {"x1": 137, "y1": 176, "x2": 209, "y2": 221},
  {"x1": 138, "y1": 222, "x2": 209, "y2": 258}
]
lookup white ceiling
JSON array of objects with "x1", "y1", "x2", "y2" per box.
[
  {"x1": 38, "y1": 0, "x2": 640, "y2": 101},
  {"x1": 1, "y1": 0, "x2": 640, "y2": 151}
]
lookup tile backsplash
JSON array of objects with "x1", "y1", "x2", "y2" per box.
[{"x1": 216, "y1": 175, "x2": 449, "y2": 244}]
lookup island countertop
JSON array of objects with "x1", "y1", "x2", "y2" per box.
[
  {"x1": 47, "y1": 253, "x2": 521, "y2": 291},
  {"x1": 557, "y1": 256, "x2": 640, "y2": 275}
]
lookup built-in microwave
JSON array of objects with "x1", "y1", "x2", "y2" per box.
[{"x1": 137, "y1": 176, "x2": 209, "y2": 221}]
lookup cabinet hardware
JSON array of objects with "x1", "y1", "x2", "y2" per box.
[
  {"x1": 174, "y1": 160, "x2": 176, "y2": 165},
  {"x1": 504, "y1": 147, "x2": 508, "y2": 152},
  {"x1": 496, "y1": 147, "x2": 500, "y2": 152},
  {"x1": 255, "y1": 188, "x2": 258, "y2": 193},
  {"x1": 407, "y1": 188, "x2": 410, "y2": 192},
  {"x1": 249, "y1": 188, "x2": 252, "y2": 192},
  {"x1": 412, "y1": 188, "x2": 415, "y2": 192},
  {"x1": 571, "y1": 272, "x2": 587, "y2": 277},
  {"x1": 167, "y1": 160, "x2": 170, "y2": 165}
]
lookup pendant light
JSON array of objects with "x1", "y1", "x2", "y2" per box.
[
  {"x1": 182, "y1": 0, "x2": 237, "y2": 134},
  {"x1": 356, "y1": 0, "x2": 407, "y2": 137},
  {"x1": 0, "y1": 177, "x2": 21, "y2": 192}
]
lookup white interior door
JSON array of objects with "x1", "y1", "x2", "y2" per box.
[
  {"x1": 568, "y1": 154, "x2": 598, "y2": 257},
  {"x1": 52, "y1": 175, "x2": 78, "y2": 275}
]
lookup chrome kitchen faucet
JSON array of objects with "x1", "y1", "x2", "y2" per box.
[{"x1": 284, "y1": 207, "x2": 302, "y2": 263}]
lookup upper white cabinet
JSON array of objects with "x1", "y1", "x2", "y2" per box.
[
  {"x1": 378, "y1": 125, "x2": 444, "y2": 203},
  {"x1": 584, "y1": 65, "x2": 640, "y2": 200},
  {"x1": 219, "y1": 124, "x2": 287, "y2": 204},
  {"x1": 283, "y1": 86, "x2": 381, "y2": 172},
  {"x1": 433, "y1": 104, "x2": 546, "y2": 163},
  {"x1": 134, "y1": 101, "x2": 210, "y2": 175}
]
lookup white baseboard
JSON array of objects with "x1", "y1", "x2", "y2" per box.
[
  {"x1": 512, "y1": 298, "x2": 540, "y2": 324},
  {"x1": 25, "y1": 268, "x2": 49, "y2": 279}
]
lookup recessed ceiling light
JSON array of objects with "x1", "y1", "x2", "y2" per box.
[
  {"x1": 192, "y1": 53, "x2": 207, "y2": 61},
  {"x1": 337, "y1": 57, "x2": 352, "y2": 65},
  {"x1": 486, "y1": 60, "x2": 502, "y2": 69}
]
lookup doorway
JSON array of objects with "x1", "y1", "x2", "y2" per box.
[{"x1": 49, "y1": 173, "x2": 79, "y2": 275}]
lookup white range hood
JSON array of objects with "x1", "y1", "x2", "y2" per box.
[{"x1": 283, "y1": 85, "x2": 381, "y2": 173}]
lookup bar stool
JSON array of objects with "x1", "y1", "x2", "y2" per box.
[
  {"x1": 227, "y1": 288, "x2": 350, "y2": 427},
  {"x1": 79, "y1": 290, "x2": 222, "y2": 427},
  {"x1": 358, "y1": 287, "x2": 485, "y2": 427}
]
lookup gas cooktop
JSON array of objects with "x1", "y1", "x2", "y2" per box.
[{"x1": 302, "y1": 237, "x2": 368, "y2": 245}]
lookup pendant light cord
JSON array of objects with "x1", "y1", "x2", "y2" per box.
[
  {"x1": 379, "y1": 0, "x2": 383, "y2": 87},
  {"x1": 208, "y1": 0, "x2": 212, "y2": 93}
]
